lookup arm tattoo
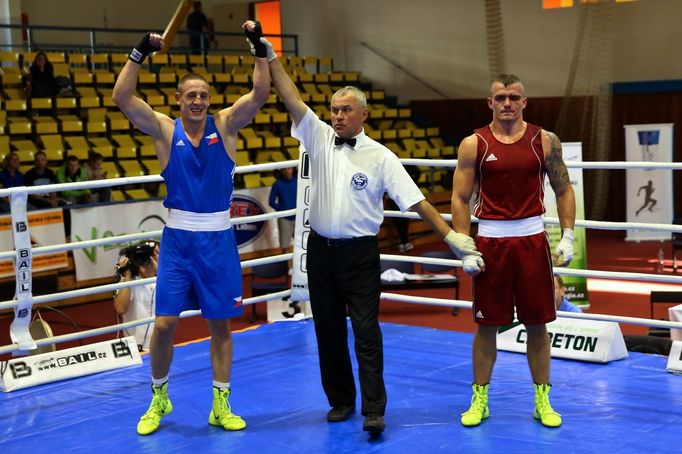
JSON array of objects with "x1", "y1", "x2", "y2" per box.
[{"x1": 545, "y1": 132, "x2": 570, "y2": 193}]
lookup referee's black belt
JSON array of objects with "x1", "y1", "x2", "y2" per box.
[{"x1": 310, "y1": 230, "x2": 376, "y2": 247}]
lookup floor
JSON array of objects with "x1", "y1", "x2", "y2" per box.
[{"x1": 1, "y1": 321, "x2": 680, "y2": 453}]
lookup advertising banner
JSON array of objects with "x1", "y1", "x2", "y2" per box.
[
  {"x1": 0, "y1": 336, "x2": 142, "y2": 392},
  {"x1": 70, "y1": 201, "x2": 167, "y2": 281},
  {"x1": 291, "y1": 147, "x2": 311, "y2": 301},
  {"x1": 0, "y1": 208, "x2": 67, "y2": 278},
  {"x1": 497, "y1": 318, "x2": 628, "y2": 363},
  {"x1": 544, "y1": 142, "x2": 589, "y2": 307},
  {"x1": 624, "y1": 123, "x2": 674, "y2": 241}
]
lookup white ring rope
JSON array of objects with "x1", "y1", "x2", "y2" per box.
[
  {"x1": 400, "y1": 158, "x2": 682, "y2": 170},
  {"x1": 0, "y1": 289, "x2": 292, "y2": 356},
  {"x1": 1, "y1": 159, "x2": 680, "y2": 356},
  {"x1": 379, "y1": 293, "x2": 682, "y2": 331},
  {"x1": 0, "y1": 253, "x2": 293, "y2": 312}
]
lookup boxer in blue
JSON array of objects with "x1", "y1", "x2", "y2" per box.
[{"x1": 113, "y1": 29, "x2": 270, "y2": 435}]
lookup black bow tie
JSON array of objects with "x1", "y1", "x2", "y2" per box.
[{"x1": 335, "y1": 136, "x2": 356, "y2": 147}]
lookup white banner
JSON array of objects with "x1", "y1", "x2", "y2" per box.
[
  {"x1": 291, "y1": 146, "x2": 311, "y2": 301},
  {"x1": 0, "y1": 208, "x2": 68, "y2": 278},
  {"x1": 497, "y1": 317, "x2": 628, "y2": 363},
  {"x1": 667, "y1": 341, "x2": 682, "y2": 374},
  {"x1": 0, "y1": 336, "x2": 142, "y2": 392},
  {"x1": 9, "y1": 190, "x2": 36, "y2": 352},
  {"x1": 624, "y1": 123, "x2": 674, "y2": 241},
  {"x1": 71, "y1": 192, "x2": 281, "y2": 280},
  {"x1": 71, "y1": 201, "x2": 168, "y2": 281}
]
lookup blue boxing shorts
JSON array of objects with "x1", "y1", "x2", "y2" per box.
[{"x1": 155, "y1": 226, "x2": 243, "y2": 319}]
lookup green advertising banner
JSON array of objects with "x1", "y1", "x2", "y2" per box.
[{"x1": 544, "y1": 143, "x2": 589, "y2": 308}]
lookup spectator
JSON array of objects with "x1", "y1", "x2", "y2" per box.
[
  {"x1": 268, "y1": 166, "x2": 297, "y2": 251},
  {"x1": 554, "y1": 275, "x2": 582, "y2": 313},
  {"x1": 56, "y1": 155, "x2": 93, "y2": 205},
  {"x1": 83, "y1": 152, "x2": 111, "y2": 202},
  {"x1": 187, "y1": 1, "x2": 208, "y2": 55},
  {"x1": 0, "y1": 152, "x2": 29, "y2": 212},
  {"x1": 24, "y1": 150, "x2": 59, "y2": 209},
  {"x1": 25, "y1": 51, "x2": 57, "y2": 98},
  {"x1": 114, "y1": 241, "x2": 159, "y2": 351}
]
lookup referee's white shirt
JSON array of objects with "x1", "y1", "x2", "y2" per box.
[{"x1": 292, "y1": 107, "x2": 425, "y2": 239}]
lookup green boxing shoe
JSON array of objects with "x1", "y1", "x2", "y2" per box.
[{"x1": 137, "y1": 382, "x2": 173, "y2": 435}]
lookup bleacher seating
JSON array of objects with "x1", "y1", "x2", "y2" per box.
[{"x1": 0, "y1": 49, "x2": 456, "y2": 204}]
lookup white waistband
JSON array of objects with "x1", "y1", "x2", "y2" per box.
[
  {"x1": 478, "y1": 215, "x2": 544, "y2": 238},
  {"x1": 166, "y1": 208, "x2": 231, "y2": 232}
]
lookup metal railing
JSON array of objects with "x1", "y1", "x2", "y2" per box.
[{"x1": 0, "y1": 23, "x2": 298, "y2": 56}]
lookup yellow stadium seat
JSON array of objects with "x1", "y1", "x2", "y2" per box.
[
  {"x1": 243, "y1": 174, "x2": 261, "y2": 188},
  {"x1": 235, "y1": 151, "x2": 251, "y2": 166},
  {"x1": 286, "y1": 147, "x2": 300, "y2": 160},
  {"x1": 170, "y1": 54, "x2": 187, "y2": 67},
  {"x1": 110, "y1": 190, "x2": 126, "y2": 201},
  {"x1": 125, "y1": 189, "x2": 149, "y2": 200},
  {"x1": 77, "y1": 87, "x2": 101, "y2": 108},
  {"x1": 53, "y1": 63, "x2": 70, "y2": 77},
  {"x1": 33, "y1": 116, "x2": 58, "y2": 134},
  {"x1": 73, "y1": 71, "x2": 94, "y2": 85},
  {"x1": 255, "y1": 151, "x2": 272, "y2": 163},
  {"x1": 100, "y1": 161, "x2": 120, "y2": 179},
  {"x1": 260, "y1": 176, "x2": 276, "y2": 187},
  {"x1": 16, "y1": 149, "x2": 34, "y2": 162},
  {"x1": 143, "y1": 159, "x2": 162, "y2": 175},
  {"x1": 0, "y1": 136, "x2": 9, "y2": 154},
  {"x1": 119, "y1": 161, "x2": 145, "y2": 177},
  {"x1": 40, "y1": 135, "x2": 65, "y2": 152},
  {"x1": 8, "y1": 117, "x2": 32, "y2": 135},
  {"x1": 107, "y1": 112, "x2": 130, "y2": 131}
]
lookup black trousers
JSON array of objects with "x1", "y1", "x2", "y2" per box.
[{"x1": 307, "y1": 232, "x2": 386, "y2": 416}]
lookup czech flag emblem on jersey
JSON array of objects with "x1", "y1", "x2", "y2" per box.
[{"x1": 206, "y1": 132, "x2": 220, "y2": 145}]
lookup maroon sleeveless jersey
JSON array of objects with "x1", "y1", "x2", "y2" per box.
[{"x1": 472, "y1": 123, "x2": 546, "y2": 220}]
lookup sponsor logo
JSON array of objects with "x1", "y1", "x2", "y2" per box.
[
  {"x1": 9, "y1": 361, "x2": 32, "y2": 379},
  {"x1": 475, "y1": 310, "x2": 484, "y2": 319},
  {"x1": 130, "y1": 49, "x2": 143, "y2": 63},
  {"x1": 485, "y1": 153, "x2": 498, "y2": 162},
  {"x1": 111, "y1": 340, "x2": 133, "y2": 359},
  {"x1": 351, "y1": 173, "x2": 368, "y2": 190},
  {"x1": 230, "y1": 195, "x2": 266, "y2": 247},
  {"x1": 175, "y1": 139, "x2": 185, "y2": 147},
  {"x1": 205, "y1": 132, "x2": 220, "y2": 146},
  {"x1": 515, "y1": 329, "x2": 598, "y2": 352}
]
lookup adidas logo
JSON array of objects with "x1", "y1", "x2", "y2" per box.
[
  {"x1": 475, "y1": 310, "x2": 484, "y2": 319},
  {"x1": 176, "y1": 139, "x2": 185, "y2": 147},
  {"x1": 485, "y1": 153, "x2": 497, "y2": 162}
]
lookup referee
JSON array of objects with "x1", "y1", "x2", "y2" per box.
[{"x1": 244, "y1": 22, "x2": 480, "y2": 435}]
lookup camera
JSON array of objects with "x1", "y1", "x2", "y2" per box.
[{"x1": 115, "y1": 241, "x2": 157, "y2": 279}]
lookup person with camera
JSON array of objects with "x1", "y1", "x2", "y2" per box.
[{"x1": 114, "y1": 241, "x2": 159, "y2": 352}]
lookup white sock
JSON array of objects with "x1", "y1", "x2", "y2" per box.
[
  {"x1": 213, "y1": 380, "x2": 230, "y2": 390},
  {"x1": 152, "y1": 375, "x2": 169, "y2": 388}
]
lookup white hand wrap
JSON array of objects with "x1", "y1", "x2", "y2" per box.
[
  {"x1": 246, "y1": 37, "x2": 277, "y2": 61},
  {"x1": 444, "y1": 230, "x2": 480, "y2": 258},
  {"x1": 555, "y1": 228, "x2": 575, "y2": 266},
  {"x1": 462, "y1": 255, "x2": 485, "y2": 276}
]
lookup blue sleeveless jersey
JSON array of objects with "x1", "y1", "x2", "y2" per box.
[{"x1": 162, "y1": 116, "x2": 235, "y2": 213}]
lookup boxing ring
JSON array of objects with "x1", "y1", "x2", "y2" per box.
[{"x1": 1, "y1": 158, "x2": 682, "y2": 452}]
